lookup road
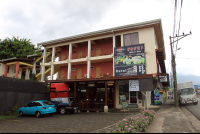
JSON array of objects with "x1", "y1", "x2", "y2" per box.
[{"x1": 181, "y1": 98, "x2": 200, "y2": 121}]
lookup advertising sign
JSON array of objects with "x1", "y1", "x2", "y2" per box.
[
  {"x1": 129, "y1": 80, "x2": 139, "y2": 91},
  {"x1": 114, "y1": 44, "x2": 146, "y2": 76},
  {"x1": 158, "y1": 74, "x2": 169, "y2": 82},
  {"x1": 154, "y1": 90, "x2": 160, "y2": 105}
]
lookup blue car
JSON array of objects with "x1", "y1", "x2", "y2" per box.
[{"x1": 17, "y1": 100, "x2": 56, "y2": 118}]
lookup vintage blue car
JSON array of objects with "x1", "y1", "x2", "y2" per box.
[{"x1": 17, "y1": 100, "x2": 56, "y2": 118}]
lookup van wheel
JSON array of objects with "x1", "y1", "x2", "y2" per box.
[
  {"x1": 60, "y1": 107, "x2": 66, "y2": 115},
  {"x1": 35, "y1": 111, "x2": 41, "y2": 118}
]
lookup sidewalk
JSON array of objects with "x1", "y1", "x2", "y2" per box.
[{"x1": 144, "y1": 98, "x2": 200, "y2": 133}]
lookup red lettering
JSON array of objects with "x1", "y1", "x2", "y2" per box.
[
  {"x1": 137, "y1": 46, "x2": 140, "y2": 50},
  {"x1": 134, "y1": 47, "x2": 137, "y2": 50}
]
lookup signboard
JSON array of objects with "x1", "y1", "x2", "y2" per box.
[
  {"x1": 158, "y1": 74, "x2": 169, "y2": 83},
  {"x1": 154, "y1": 90, "x2": 160, "y2": 105},
  {"x1": 129, "y1": 80, "x2": 139, "y2": 91},
  {"x1": 119, "y1": 95, "x2": 126, "y2": 100},
  {"x1": 114, "y1": 44, "x2": 146, "y2": 76}
]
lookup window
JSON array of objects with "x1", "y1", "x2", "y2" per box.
[
  {"x1": 73, "y1": 51, "x2": 76, "y2": 53},
  {"x1": 91, "y1": 66, "x2": 94, "y2": 69},
  {"x1": 41, "y1": 101, "x2": 54, "y2": 105},
  {"x1": 72, "y1": 68, "x2": 76, "y2": 71},
  {"x1": 123, "y1": 32, "x2": 138, "y2": 46},
  {"x1": 91, "y1": 48, "x2": 94, "y2": 50},
  {"x1": 26, "y1": 102, "x2": 34, "y2": 107}
]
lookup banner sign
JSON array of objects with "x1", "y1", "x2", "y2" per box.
[
  {"x1": 114, "y1": 44, "x2": 146, "y2": 76},
  {"x1": 129, "y1": 80, "x2": 139, "y2": 91},
  {"x1": 158, "y1": 74, "x2": 169, "y2": 83}
]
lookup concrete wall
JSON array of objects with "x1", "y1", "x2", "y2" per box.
[{"x1": 0, "y1": 63, "x2": 6, "y2": 76}]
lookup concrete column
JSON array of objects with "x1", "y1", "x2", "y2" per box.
[
  {"x1": 87, "y1": 60, "x2": 91, "y2": 78},
  {"x1": 41, "y1": 48, "x2": 46, "y2": 81},
  {"x1": 4, "y1": 63, "x2": 8, "y2": 77},
  {"x1": 74, "y1": 82, "x2": 76, "y2": 98},
  {"x1": 32, "y1": 58, "x2": 36, "y2": 75},
  {"x1": 41, "y1": 65, "x2": 45, "y2": 81},
  {"x1": 68, "y1": 62, "x2": 71, "y2": 79},
  {"x1": 25, "y1": 67, "x2": 29, "y2": 79},
  {"x1": 88, "y1": 40, "x2": 91, "y2": 57},
  {"x1": 121, "y1": 34, "x2": 124, "y2": 47},
  {"x1": 69, "y1": 44, "x2": 72, "y2": 60},
  {"x1": 52, "y1": 47, "x2": 56, "y2": 62},
  {"x1": 113, "y1": 35, "x2": 116, "y2": 77},
  {"x1": 104, "y1": 81, "x2": 108, "y2": 113},
  {"x1": 43, "y1": 48, "x2": 47, "y2": 63},
  {"x1": 50, "y1": 64, "x2": 54, "y2": 80},
  {"x1": 15, "y1": 61, "x2": 20, "y2": 78}
]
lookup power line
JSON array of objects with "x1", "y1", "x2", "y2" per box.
[
  {"x1": 173, "y1": 0, "x2": 177, "y2": 50},
  {"x1": 175, "y1": 0, "x2": 183, "y2": 56}
]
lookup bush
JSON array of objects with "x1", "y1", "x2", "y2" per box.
[
  {"x1": 6, "y1": 111, "x2": 11, "y2": 116},
  {"x1": 12, "y1": 105, "x2": 18, "y2": 114},
  {"x1": 109, "y1": 109, "x2": 156, "y2": 133}
]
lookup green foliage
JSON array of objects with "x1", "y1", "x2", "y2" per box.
[
  {"x1": 12, "y1": 105, "x2": 18, "y2": 114},
  {"x1": 110, "y1": 110, "x2": 156, "y2": 133},
  {"x1": 29, "y1": 73, "x2": 37, "y2": 81},
  {"x1": 6, "y1": 111, "x2": 11, "y2": 116},
  {"x1": 0, "y1": 36, "x2": 40, "y2": 60}
]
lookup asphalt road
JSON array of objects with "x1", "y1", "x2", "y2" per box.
[{"x1": 181, "y1": 98, "x2": 200, "y2": 121}]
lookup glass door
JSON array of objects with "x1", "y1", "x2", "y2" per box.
[{"x1": 129, "y1": 91, "x2": 138, "y2": 104}]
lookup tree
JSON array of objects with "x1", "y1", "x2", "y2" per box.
[{"x1": 0, "y1": 36, "x2": 41, "y2": 60}]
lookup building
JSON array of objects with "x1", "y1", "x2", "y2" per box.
[
  {"x1": 0, "y1": 57, "x2": 40, "y2": 79},
  {"x1": 38, "y1": 19, "x2": 169, "y2": 112}
]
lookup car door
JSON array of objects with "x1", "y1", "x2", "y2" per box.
[
  {"x1": 27, "y1": 102, "x2": 35, "y2": 115},
  {"x1": 23, "y1": 103, "x2": 32, "y2": 114}
]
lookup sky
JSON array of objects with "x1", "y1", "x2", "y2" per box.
[{"x1": 1, "y1": 0, "x2": 200, "y2": 79}]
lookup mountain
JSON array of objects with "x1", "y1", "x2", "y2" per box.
[{"x1": 176, "y1": 74, "x2": 200, "y2": 85}]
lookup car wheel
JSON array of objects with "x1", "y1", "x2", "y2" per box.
[
  {"x1": 60, "y1": 107, "x2": 66, "y2": 115},
  {"x1": 69, "y1": 110, "x2": 75, "y2": 114},
  {"x1": 19, "y1": 111, "x2": 23, "y2": 117},
  {"x1": 35, "y1": 111, "x2": 41, "y2": 118},
  {"x1": 49, "y1": 113, "x2": 53, "y2": 116}
]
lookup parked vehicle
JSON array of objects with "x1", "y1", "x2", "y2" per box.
[
  {"x1": 17, "y1": 100, "x2": 56, "y2": 118},
  {"x1": 51, "y1": 97, "x2": 79, "y2": 115},
  {"x1": 177, "y1": 81, "x2": 198, "y2": 105}
]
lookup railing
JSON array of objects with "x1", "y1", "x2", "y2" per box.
[{"x1": 91, "y1": 47, "x2": 113, "y2": 57}]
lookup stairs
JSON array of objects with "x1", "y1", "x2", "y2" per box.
[{"x1": 36, "y1": 68, "x2": 58, "y2": 81}]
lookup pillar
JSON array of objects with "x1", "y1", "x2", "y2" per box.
[
  {"x1": 121, "y1": 34, "x2": 124, "y2": 47},
  {"x1": 74, "y1": 82, "x2": 76, "y2": 98},
  {"x1": 68, "y1": 63, "x2": 71, "y2": 79},
  {"x1": 113, "y1": 35, "x2": 116, "y2": 77},
  {"x1": 4, "y1": 63, "x2": 8, "y2": 77},
  {"x1": 104, "y1": 81, "x2": 108, "y2": 112},
  {"x1": 113, "y1": 81, "x2": 116, "y2": 108},
  {"x1": 50, "y1": 65, "x2": 54, "y2": 80},
  {"x1": 87, "y1": 60, "x2": 91, "y2": 78},
  {"x1": 15, "y1": 61, "x2": 20, "y2": 78},
  {"x1": 69, "y1": 44, "x2": 72, "y2": 60},
  {"x1": 87, "y1": 40, "x2": 91, "y2": 78},
  {"x1": 32, "y1": 58, "x2": 36, "y2": 75},
  {"x1": 52, "y1": 47, "x2": 55, "y2": 62},
  {"x1": 25, "y1": 67, "x2": 29, "y2": 79},
  {"x1": 41, "y1": 48, "x2": 46, "y2": 81}
]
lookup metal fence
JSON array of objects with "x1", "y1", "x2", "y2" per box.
[{"x1": 0, "y1": 76, "x2": 49, "y2": 115}]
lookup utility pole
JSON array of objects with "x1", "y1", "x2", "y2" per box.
[{"x1": 170, "y1": 32, "x2": 192, "y2": 107}]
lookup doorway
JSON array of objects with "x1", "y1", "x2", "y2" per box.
[
  {"x1": 77, "y1": 68, "x2": 82, "y2": 79},
  {"x1": 95, "y1": 66, "x2": 101, "y2": 78},
  {"x1": 129, "y1": 91, "x2": 138, "y2": 104},
  {"x1": 77, "y1": 50, "x2": 82, "y2": 58},
  {"x1": 96, "y1": 47, "x2": 101, "y2": 56}
]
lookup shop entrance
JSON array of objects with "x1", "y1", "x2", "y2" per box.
[{"x1": 129, "y1": 91, "x2": 138, "y2": 104}]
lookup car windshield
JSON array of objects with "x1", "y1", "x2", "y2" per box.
[
  {"x1": 180, "y1": 88, "x2": 195, "y2": 95},
  {"x1": 41, "y1": 101, "x2": 54, "y2": 106}
]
